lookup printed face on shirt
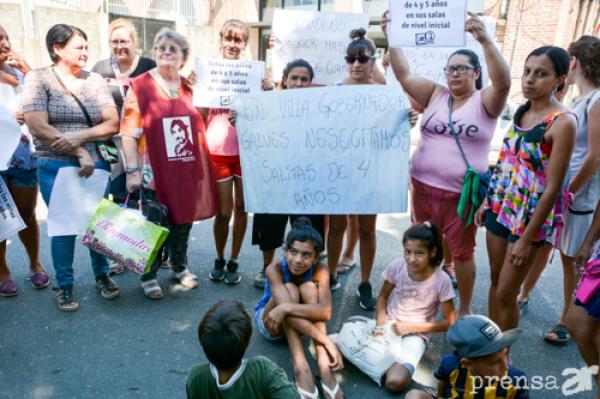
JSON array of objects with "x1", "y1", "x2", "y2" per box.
[
  {"x1": 110, "y1": 27, "x2": 135, "y2": 64},
  {"x1": 285, "y1": 240, "x2": 318, "y2": 276},
  {"x1": 162, "y1": 116, "x2": 194, "y2": 160}
]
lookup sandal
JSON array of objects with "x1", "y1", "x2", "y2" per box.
[
  {"x1": 336, "y1": 261, "x2": 357, "y2": 275},
  {"x1": 172, "y1": 269, "x2": 199, "y2": 289},
  {"x1": 316, "y1": 375, "x2": 342, "y2": 399},
  {"x1": 517, "y1": 298, "x2": 528, "y2": 316},
  {"x1": 544, "y1": 323, "x2": 570, "y2": 346},
  {"x1": 141, "y1": 279, "x2": 164, "y2": 300},
  {"x1": 29, "y1": 272, "x2": 50, "y2": 289},
  {"x1": 0, "y1": 280, "x2": 18, "y2": 297},
  {"x1": 295, "y1": 383, "x2": 319, "y2": 399}
]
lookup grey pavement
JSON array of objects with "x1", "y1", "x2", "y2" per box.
[{"x1": 0, "y1": 206, "x2": 596, "y2": 399}]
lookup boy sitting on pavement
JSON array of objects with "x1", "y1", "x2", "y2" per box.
[
  {"x1": 186, "y1": 300, "x2": 299, "y2": 399},
  {"x1": 406, "y1": 315, "x2": 529, "y2": 399}
]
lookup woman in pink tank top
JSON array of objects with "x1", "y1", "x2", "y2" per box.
[{"x1": 382, "y1": 12, "x2": 511, "y2": 316}]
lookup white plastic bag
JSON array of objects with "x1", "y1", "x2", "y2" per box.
[{"x1": 330, "y1": 316, "x2": 396, "y2": 386}]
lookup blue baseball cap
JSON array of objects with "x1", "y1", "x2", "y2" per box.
[{"x1": 448, "y1": 315, "x2": 522, "y2": 358}]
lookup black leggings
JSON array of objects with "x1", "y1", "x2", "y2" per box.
[{"x1": 252, "y1": 214, "x2": 325, "y2": 251}]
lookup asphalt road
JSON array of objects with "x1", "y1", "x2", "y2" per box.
[{"x1": 0, "y1": 206, "x2": 596, "y2": 399}]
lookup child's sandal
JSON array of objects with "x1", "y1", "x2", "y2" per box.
[{"x1": 295, "y1": 383, "x2": 319, "y2": 399}]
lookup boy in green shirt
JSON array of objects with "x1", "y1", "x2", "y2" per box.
[{"x1": 186, "y1": 300, "x2": 299, "y2": 399}]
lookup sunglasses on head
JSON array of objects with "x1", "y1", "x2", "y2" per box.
[{"x1": 345, "y1": 55, "x2": 373, "y2": 64}]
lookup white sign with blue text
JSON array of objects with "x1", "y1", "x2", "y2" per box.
[{"x1": 236, "y1": 85, "x2": 411, "y2": 214}]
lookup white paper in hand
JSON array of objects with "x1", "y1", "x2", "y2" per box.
[
  {"x1": 0, "y1": 103, "x2": 22, "y2": 171},
  {"x1": 0, "y1": 178, "x2": 26, "y2": 242},
  {"x1": 47, "y1": 167, "x2": 110, "y2": 237}
]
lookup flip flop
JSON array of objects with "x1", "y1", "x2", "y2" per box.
[
  {"x1": 336, "y1": 261, "x2": 357, "y2": 274},
  {"x1": 316, "y1": 375, "x2": 342, "y2": 399},
  {"x1": 544, "y1": 323, "x2": 569, "y2": 346},
  {"x1": 294, "y1": 381, "x2": 318, "y2": 399}
]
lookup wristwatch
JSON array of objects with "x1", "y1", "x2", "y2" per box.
[{"x1": 125, "y1": 166, "x2": 140, "y2": 174}]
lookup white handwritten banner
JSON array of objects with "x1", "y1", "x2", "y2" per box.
[
  {"x1": 271, "y1": 9, "x2": 369, "y2": 85},
  {"x1": 0, "y1": 178, "x2": 26, "y2": 242},
  {"x1": 387, "y1": 17, "x2": 496, "y2": 87},
  {"x1": 388, "y1": 0, "x2": 468, "y2": 47},
  {"x1": 47, "y1": 167, "x2": 110, "y2": 237},
  {"x1": 236, "y1": 85, "x2": 411, "y2": 214},
  {"x1": 193, "y1": 58, "x2": 265, "y2": 108}
]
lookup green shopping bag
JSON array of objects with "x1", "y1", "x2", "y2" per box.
[{"x1": 82, "y1": 199, "x2": 169, "y2": 274}]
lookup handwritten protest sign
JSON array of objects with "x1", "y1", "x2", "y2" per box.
[
  {"x1": 271, "y1": 9, "x2": 369, "y2": 85},
  {"x1": 386, "y1": 17, "x2": 496, "y2": 87},
  {"x1": 389, "y1": 0, "x2": 468, "y2": 47},
  {"x1": 193, "y1": 58, "x2": 265, "y2": 108},
  {"x1": 236, "y1": 85, "x2": 411, "y2": 214},
  {"x1": 0, "y1": 178, "x2": 25, "y2": 242}
]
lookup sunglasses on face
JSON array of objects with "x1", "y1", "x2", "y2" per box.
[
  {"x1": 155, "y1": 44, "x2": 180, "y2": 54},
  {"x1": 443, "y1": 65, "x2": 475, "y2": 75},
  {"x1": 345, "y1": 55, "x2": 373, "y2": 64}
]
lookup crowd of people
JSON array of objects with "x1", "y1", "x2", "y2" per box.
[{"x1": 1, "y1": 10, "x2": 599, "y2": 399}]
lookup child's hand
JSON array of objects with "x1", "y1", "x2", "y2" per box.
[
  {"x1": 474, "y1": 204, "x2": 486, "y2": 227},
  {"x1": 392, "y1": 322, "x2": 413, "y2": 336},
  {"x1": 408, "y1": 109, "x2": 420, "y2": 127},
  {"x1": 264, "y1": 304, "x2": 287, "y2": 331},
  {"x1": 324, "y1": 339, "x2": 344, "y2": 371},
  {"x1": 373, "y1": 324, "x2": 384, "y2": 337},
  {"x1": 509, "y1": 238, "x2": 532, "y2": 267}
]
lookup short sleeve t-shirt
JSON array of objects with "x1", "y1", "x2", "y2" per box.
[
  {"x1": 205, "y1": 108, "x2": 239, "y2": 156},
  {"x1": 186, "y1": 356, "x2": 299, "y2": 399},
  {"x1": 381, "y1": 259, "x2": 454, "y2": 338},
  {"x1": 435, "y1": 353, "x2": 529, "y2": 398}
]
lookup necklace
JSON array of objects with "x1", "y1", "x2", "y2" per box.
[{"x1": 151, "y1": 69, "x2": 180, "y2": 99}]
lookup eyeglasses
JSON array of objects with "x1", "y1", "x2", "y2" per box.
[
  {"x1": 345, "y1": 55, "x2": 373, "y2": 64},
  {"x1": 155, "y1": 44, "x2": 180, "y2": 54},
  {"x1": 110, "y1": 39, "x2": 131, "y2": 47},
  {"x1": 443, "y1": 65, "x2": 475, "y2": 75}
]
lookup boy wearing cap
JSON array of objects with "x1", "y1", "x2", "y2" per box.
[
  {"x1": 186, "y1": 300, "x2": 299, "y2": 399},
  {"x1": 406, "y1": 315, "x2": 529, "y2": 399}
]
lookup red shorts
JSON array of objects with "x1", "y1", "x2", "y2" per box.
[
  {"x1": 411, "y1": 178, "x2": 476, "y2": 261},
  {"x1": 211, "y1": 154, "x2": 242, "y2": 182}
]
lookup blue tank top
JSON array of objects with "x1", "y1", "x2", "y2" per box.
[{"x1": 255, "y1": 258, "x2": 314, "y2": 312}]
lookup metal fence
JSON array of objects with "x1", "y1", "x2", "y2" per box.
[{"x1": 107, "y1": 0, "x2": 201, "y2": 24}]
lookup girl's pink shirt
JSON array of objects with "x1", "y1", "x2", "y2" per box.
[
  {"x1": 381, "y1": 258, "x2": 454, "y2": 339},
  {"x1": 205, "y1": 108, "x2": 239, "y2": 156}
]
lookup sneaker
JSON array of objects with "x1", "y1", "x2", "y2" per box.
[
  {"x1": 224, "y1": 259, "x2": 241, "y2": 285},
  {"x1": 442, "y1": 263, "x2": 458, "y2": 288},
  {"x1": 56, "y1": 286, "x2": 79, "y2": 312},
  {"x1": 95, "y1": 274, "x2": 120, "y2": 299},
  {"x1": 209, "y1": 257, "x2": 226, "y2": 281},
  {"x1": 254, "y1": 269, "x2": 266, "y2": 289},
  {"x1": 330, "y1": 273, "x2": 341, "y2": 291},
  {"x1": 356, "y1": 281, "x2": 375, "y2": 310}
]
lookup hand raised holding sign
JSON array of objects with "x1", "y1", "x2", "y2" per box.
[{"x1": 465, "y1": 12, "x2": 491, "y2": 45}]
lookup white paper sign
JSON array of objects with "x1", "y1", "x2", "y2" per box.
[
  {"x1": 236, "y1": 85, "x2": 411, "y2": 214},
  {"x1": 47, "y1": 167, "x2": 110, "y2": 237},
  {"x1": 193, "y1": 58, "x2": 265, "y2": 108},
  {"x1": 387, "y1": 17, "x2": 497, "y2": 87},
  {"x1": 0, "y1": 104, "x2": 21, "y2": 171},
  {"x1": 0, "y1": 178, "x2": 26, "y2": 242},
  {"x1": 272, "y1": 9, "x2": 369, "y2": 85},
  {"x1": 389, "y1": 0, "x2": 468, "y2": 47}
]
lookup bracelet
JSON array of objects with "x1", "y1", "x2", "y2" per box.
[{"x1": 125, "y1": 166, "x2": 140, "y2": 174}]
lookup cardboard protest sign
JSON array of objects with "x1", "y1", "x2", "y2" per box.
[
  {"x1": 388, "y1": 0, "x2": 468, "y2": 47},
  {"x1": 271, "y1": 9, "x2": 369, "y2": 85},
  {"x1": 0, "y1": 178, "x2": 25, "y2": 242},
  {"x1": 236, "y1": 85, "x2": 411, "y2": 214},
  {"x1": 193, "y1": 58, "x2": 265, "y2": 108},
  {"x1": 386, "y1": 17, "x2": 497, "y2": 87}
]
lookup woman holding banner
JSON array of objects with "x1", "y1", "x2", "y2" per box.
[
  {"x1": 22, "y1": 24, "x2": 120, "y2": 311},
  {"x1": 0, "y1": 25, "x2": 50, "y2": 297},
  {"x1": 120, "y1": 28, "x2": 217, "y2": 299},
  {"x1": 383, "y1": 12, "x2": 511, "y2": 316}
]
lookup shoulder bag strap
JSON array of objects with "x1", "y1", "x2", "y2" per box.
[
  {"x1": 51, "y1": 67, "x2": 94, "y2": 128},
  {"x1": 448, "y1": 96, "x2": 471, "y2": 169}
]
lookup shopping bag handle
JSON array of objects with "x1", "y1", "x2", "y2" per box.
[{"x1": 124, "y1": 190, "x2": 143, "y2": 212}]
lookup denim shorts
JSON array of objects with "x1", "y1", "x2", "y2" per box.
[
  {"x1": 485, "y1": 210, "x2": 545, "y2": 247},
  {"x1": 254, "y1": 307, "x2": 285, "y2": 343},
  {"x1": 0, "y1": 167, "x2": 38, "y2": 188}
]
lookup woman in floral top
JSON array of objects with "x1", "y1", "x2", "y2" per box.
[
  {"x1": 476, "y1": 46, "x2": 577, "y2": 331},
  {"x1": 0, "y1": 25, "x2": 50, "y2": 297}
]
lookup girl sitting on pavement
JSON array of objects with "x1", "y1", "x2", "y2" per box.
[{"x1": 254, "y1": 217, "x2": 343, "y2": 399}]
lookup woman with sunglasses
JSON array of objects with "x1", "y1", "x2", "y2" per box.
[{"x1": 383, "y1": 12, "x2": 511, "y2": 316}]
